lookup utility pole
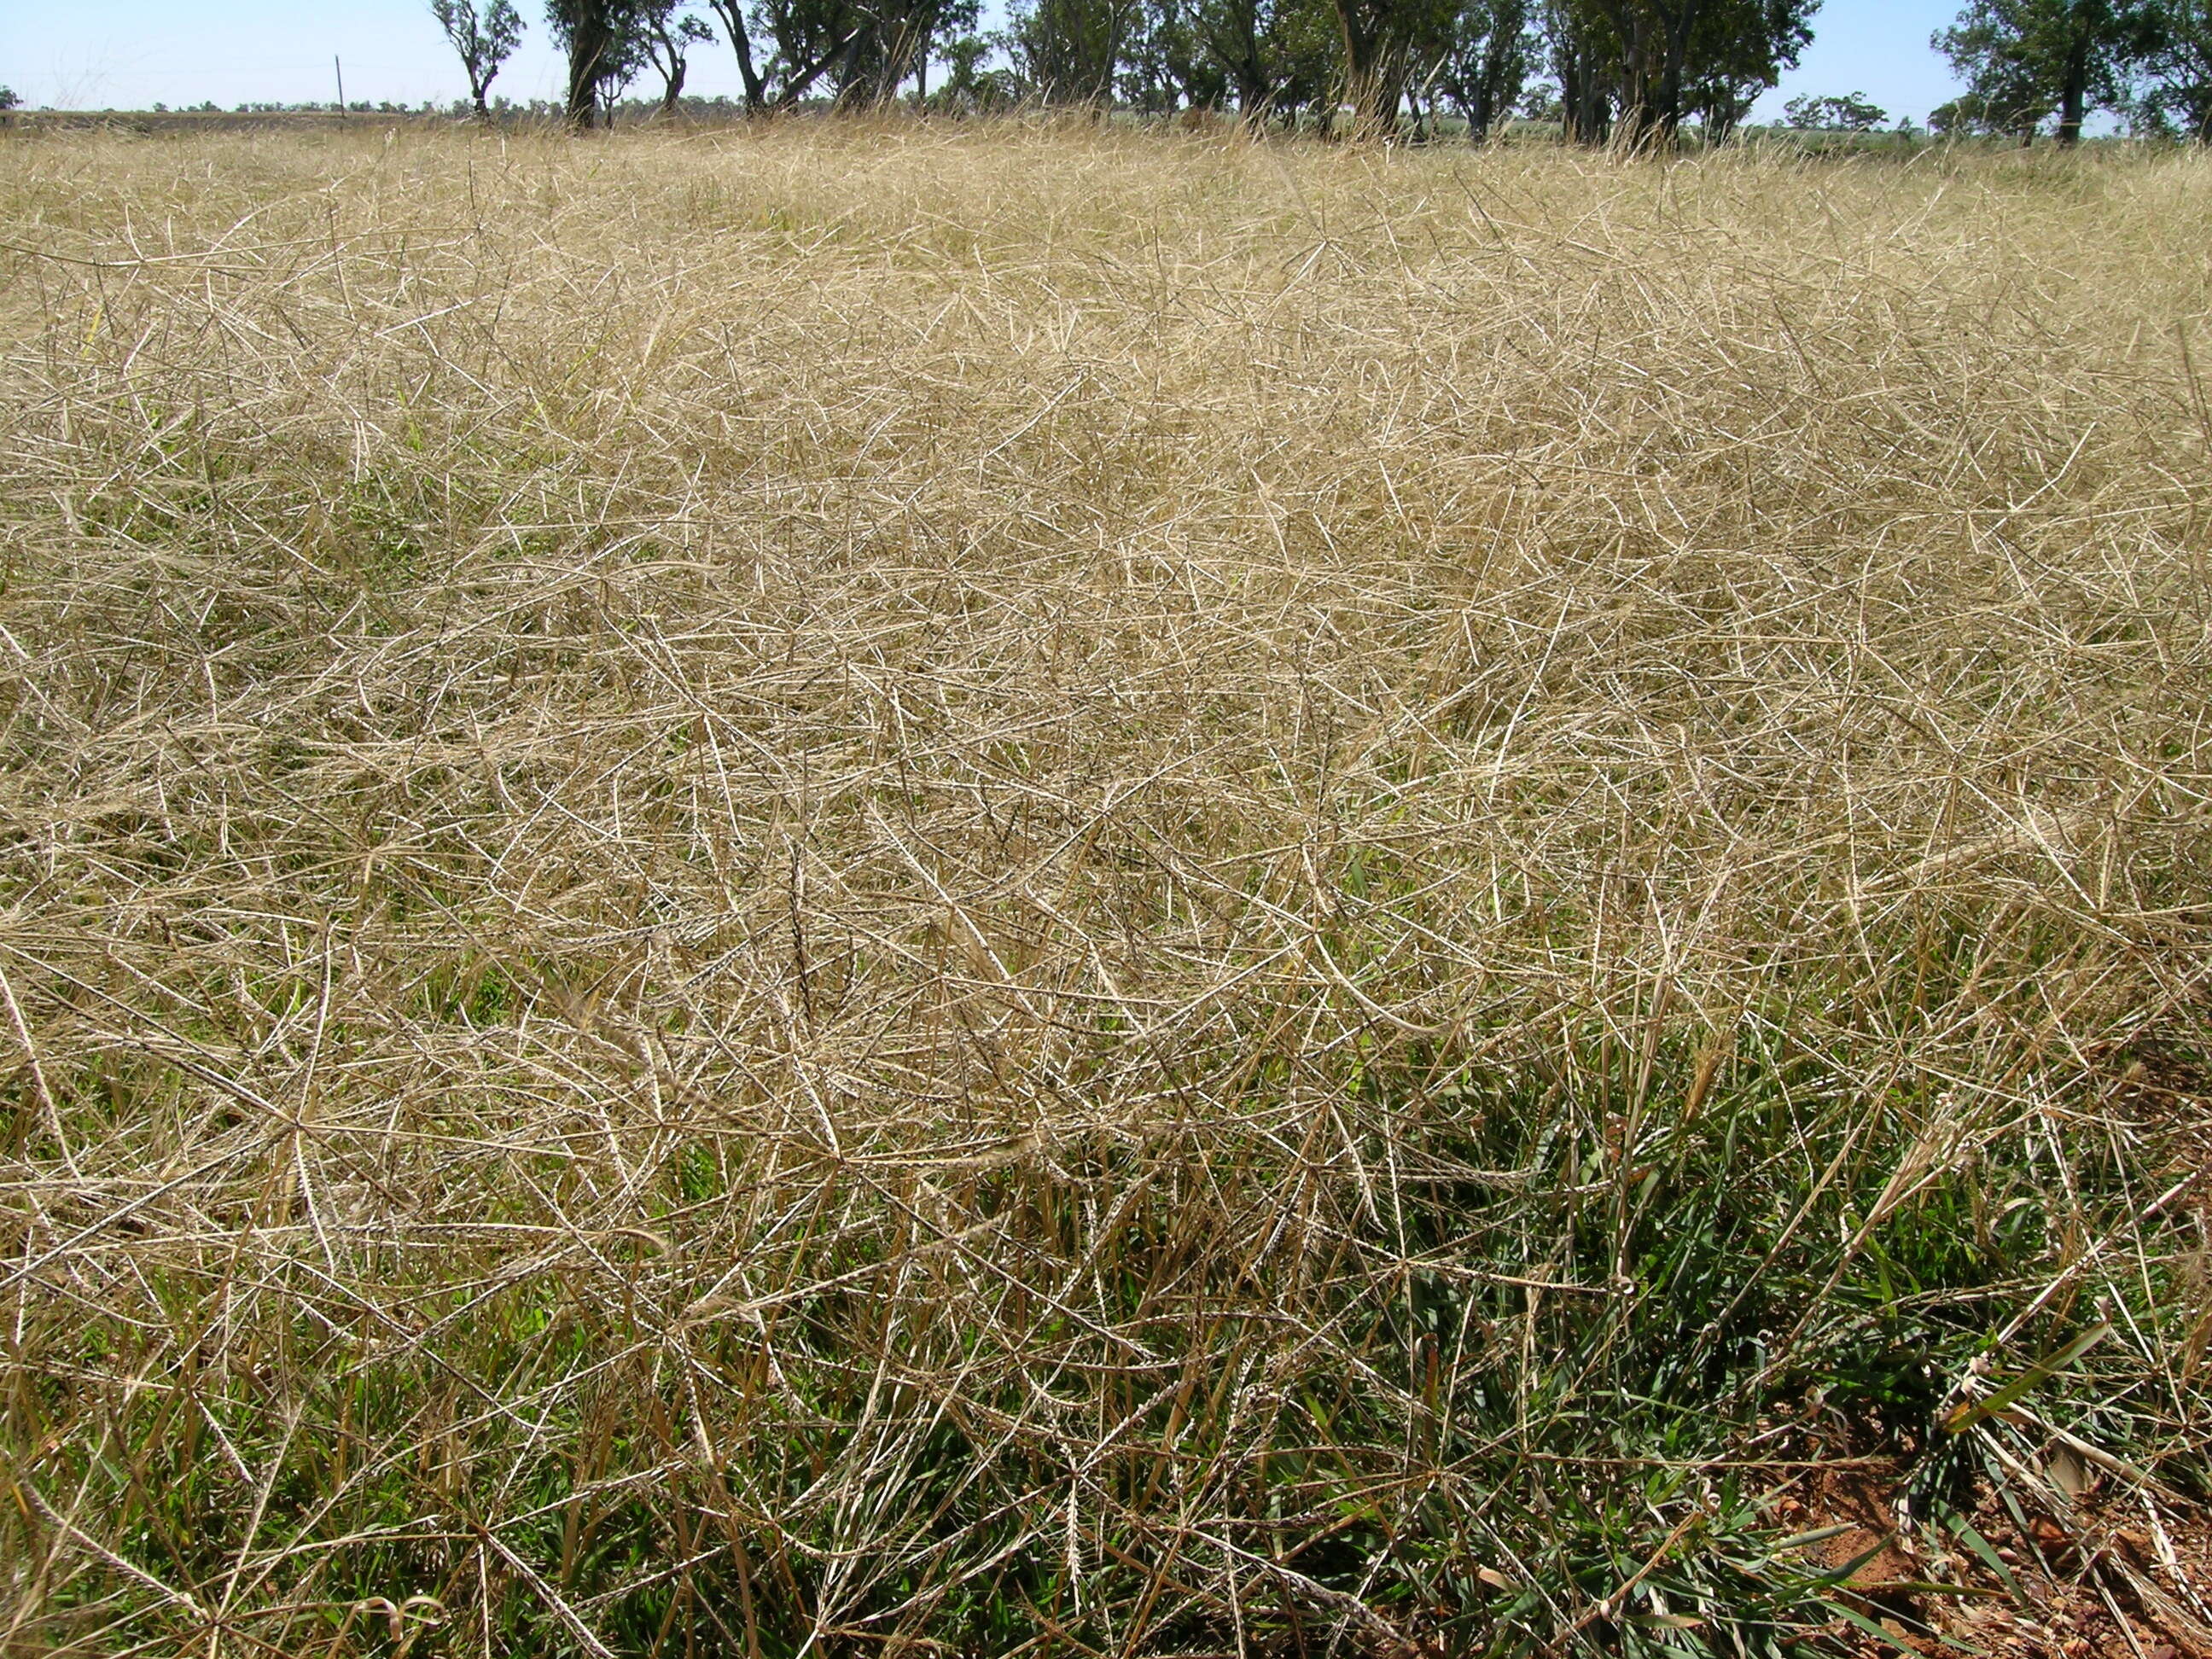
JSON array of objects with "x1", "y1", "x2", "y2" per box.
[{"x1": 335, "y1": 55, "x2": 346, "y2": 119}]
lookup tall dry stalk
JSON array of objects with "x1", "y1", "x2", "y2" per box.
[{"x1": 0, "y1": 123, "x2": 2208, "y2": 1655}]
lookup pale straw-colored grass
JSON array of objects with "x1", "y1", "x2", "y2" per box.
[{"x1": 1, "y1": 121, "x2": 2208, "y2": 1656}]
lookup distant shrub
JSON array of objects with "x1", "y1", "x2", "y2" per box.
[{"x1": 1784, "y1": 89, "x2": 1888, "y2": 129}]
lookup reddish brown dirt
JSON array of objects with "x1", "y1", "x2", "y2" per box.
[{"x1": 1778, "y1": 1469, "x2": 2212, "y2": 1658}]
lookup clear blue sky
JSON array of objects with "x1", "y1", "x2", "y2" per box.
[{"x1": 5, "y1": 0, "x2": 1970, "y2": 123}]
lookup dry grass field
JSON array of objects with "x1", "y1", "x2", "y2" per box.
[{"x1": 2, "y1": 120, "x2": 2209, "y2": 1657}]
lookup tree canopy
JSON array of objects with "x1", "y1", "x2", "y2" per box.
[
  {"x1": 1534, "y1": 0, "x2": 1814, "y2": 145},
  {"x1": 1784, "y1": 87, "x2": 1885, "y2": 126},
  {"x1": 1934, "y1": 0, "x2": 2150, "y2": 142},
  {"x1": 498, "y1": 0, "x2": 2212, "y2": 145},
  {"x1": 2137, "y1": 0, "x2": 2212, "y2": 133},
  {"x1": 430, "y1": 0, "x2": 527, "y2": 114}
]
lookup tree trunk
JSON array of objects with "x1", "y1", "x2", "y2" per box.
[
  {"x1": 565, "y1": 5, "x2": 614, "y2": 128},
  {"x1": 1333, "y1": 0, "x2": 1404, "y2": 140},
  {"x1": 1470, "y1": 29, "x2": 1516, "y2": 143},
  {"x1": 2056, "y1": 44, "x2": 2087, "y2": 145},
  {"x1": 707, "y1": 0, "x2": 770, "y2": 113},
  {"x1": 1210, "y1": 4, "x2": 1273, "y2": 125},
  {"x1": 1607, "y1": 5, "x2": 1685, "y2": 150},
  {"x1": 776, "y1": 38, "x2": 853, "y2": 107},
  {"x1": 1555, "y1": 26, "x2": 1609, "y2": 145},
  {"x1": 833, "y1": 10, "x2": 940, "y2": 110},
  {"x1": 863, "y1": 12, "x2": 932, "y2": 108},
  {"x1": 1650, "y1": 17, "x2": 1687, "y2": 145}
]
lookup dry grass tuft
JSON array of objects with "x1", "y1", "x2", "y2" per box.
[{"x1": 1, "y1": 121, "x2": 2209, "y2": 1656}]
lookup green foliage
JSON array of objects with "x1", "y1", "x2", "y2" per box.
[
  {"x1": 1424, "y1": 0, "x2": 1538, "y2": 137},
  {"x1": 2137, "y1": 0, "x2": 2212, "y2": 134},
  {"x1": 1119, "y1": 0, "x2": 1232, "y2": 111},
  {"x1": 1783, "y1": 87, "x2": 1887, "y2": 126},
  {"x1": 698, "y1": 0, "x2": 975, "y2": 109},
  {"x1": 545, "y1": 0, "x2": 625, "y2": 114},
  {"x1": 1185, "y1": 0, "x2": 1338, "y2": 119},
  {"x1": 1933, "y1": 0, "x2": 2151, "y2": 141},
  {"x1": 11, "y1": 1034, "x2": 2197, "y2": 1654},
  {"x1": 1545, "y1": 0, "x2": 1817, "y2": 144},
  {"x1": 632, "y1": 3, "x2": 717, "y2": 109},
  {"x1": 1005, "y1": 0, "x2": 1144, "y2": 102},
  {"x1": 827, "y1": 0, "x2": 952, "y2": 105},
  {"x1": 546, "y1": 0, "x2": 684, "y2": 119},
  {"x1": 430, "y1": 0, "x2": 527, "y2": 111},
  {"x1": 928, "y1": 29, "x2": 1020, "y2": 106}
]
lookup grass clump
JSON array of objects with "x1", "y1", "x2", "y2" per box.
[{"x1": 1, "y1": 121, "x2": 2209, "y2": 1656}]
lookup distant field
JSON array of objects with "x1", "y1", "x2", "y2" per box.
[{"x1": 1, "y1": 124, "x2": 2209, "y2": 1657}]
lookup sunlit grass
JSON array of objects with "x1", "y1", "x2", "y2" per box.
[{"x1": 1, "y1": 119, "x2": 2208, "y2": 1656}]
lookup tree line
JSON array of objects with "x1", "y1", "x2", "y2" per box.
[
  {"x1": 1935, "y1": 0, "x2": 2210, "y2": 140},
  {"x1": 428, "y1": 0, "x2": 2212, "y2": 143}
]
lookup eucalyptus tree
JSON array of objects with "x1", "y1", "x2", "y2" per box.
[
  {"x1": 705, "y1": 0, "x2": 861, "y2": 108},
  {"x1": 1683, "y1": 0, "x2": 1813, "y2": 135},
  {"x1": 1543, "y1": 0, "x2": 1615, "y2": 138},
  {"x1": 1597, "y1": 0, "x2": 1813, "y2": 144},
  {"x1": 430, "y1": 0, "x2": 527, "y2": 115},
  {"x1": 1783, "y1": 87, "x2": 1883, "y2": 125},
  {"x1": 831, "y1": 0, "x2": 969, "y2": 105},
  {"x1": 1195, "y1": 0, "x2": 1337, "y2": 123},
  {"x1": 641, "y1": 3, "x2": 716, "y2": 109},
  {"x1": 1005, "y1": 0, "x2": 1142, "y2": 103},
  {"x1": 1540, "y1": 0, "x2": 1810, "y2": 145},
  {"x1": 930, "y1": 30, "x2": 1015, "y2": 105},
  {"x1": 1936, "y1": 0, "x2": 2148, "y2": 143},
  {"x1": 2140, "y1": 0, "x2": 2212, "y2": 135},
  {"x1": 1197, "y1": 0, "x2": 1276, "y2": 111},
  {"x1": 1685, "y1": 66, "x2": 1758, "y2": 134},
  {"x1": 1327, "y1": 0, "x2": 1420, "y2": 134},
  {"x1": 546, "y1": 0, "x2": 648, "y2": 124},
  {"x1": 1121, "y1": 0, "x2": 1233, "y2": 113},
  {"x1": 1313, "y1": 0, "x2": 1529, "y2": 140},
  {"x1": 1429, "y1": 0, "x2": 1535, "y2": 137},
  {"x1": 703, "y1": 0, "x2": 773, "y2": 106},
  {"x1": 911, "y1": 0, "x2": 985, "y2": 101}
]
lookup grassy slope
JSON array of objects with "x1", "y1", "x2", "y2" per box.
[{"x1": 0, "y1": 122, "x2": 2208, "y2": 1656}]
